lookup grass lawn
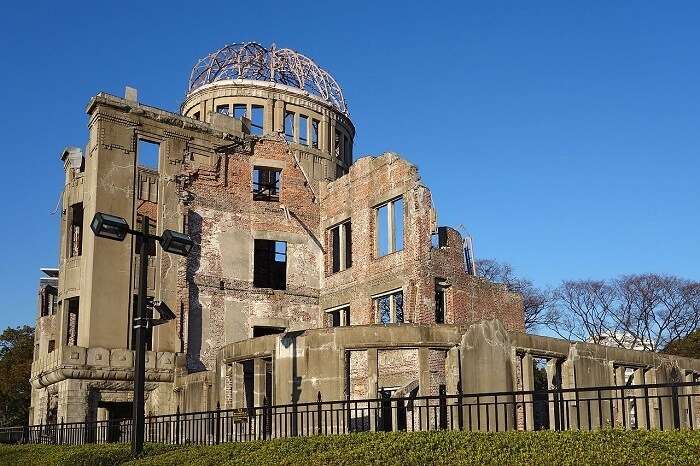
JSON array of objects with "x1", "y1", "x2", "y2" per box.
[{"x1": 0, "y1": 429, "x2": 699, "y2": 465}]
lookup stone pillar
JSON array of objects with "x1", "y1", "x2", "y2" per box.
[
  {"x1": 273, "y1": 100, "x2": 284, "y2": 133},
  {"x1": 521, "y1": 353, "x2": 535, "y2": 431},
  {"x1": 613, "y1": 365, "x2": 626, "y2": 427},
  {"x1": 367, "y1": 349, "x2": 378, "y2": 432},
  {"x1": 545, "y1": 358, "x2": 559, "y2": 430},
  {"x1": 633, "y1": 368, "x2": 649, "y2": 429},
  {"x1": 57, "y1": 379, "x2": 89, "y2": 423},
  {"x1": 460, "y1": 320, "x2": 515, "y2": 431},
  {"x1": 253, "y1": 358, "x2": 267, "y2": 407},
  {"x1": 320, "y1": 115, "x2": 330, "y2": 153},
  {"x1": 231, "y1": 362, "x2": 245, "y2": 409},
  {"x1": 265, "y1": 99, "x2": 274, "y2": 134}
]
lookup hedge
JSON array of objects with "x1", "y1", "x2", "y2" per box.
[{"x1": 1, "y1": 429, "x2": 699, "y2": 466}]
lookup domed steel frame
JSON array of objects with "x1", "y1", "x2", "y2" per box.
[{"x1": 188, "y1": 42, "x2": 348, "y2": 115}]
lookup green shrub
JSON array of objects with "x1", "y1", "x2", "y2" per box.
[{"x1": 1, "y1": 429, "x2": 699, "y2": 466}]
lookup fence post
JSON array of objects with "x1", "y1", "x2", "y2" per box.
[
  {"x1": 457, "y1": 384, "x2": 464, "y2": 430},
  {"x1": 317, "y1": 392, "x2": 322, "y2": 435},
  {"x1": 215, "y1": 402, "x2": 221, "y2": 444},
  {"x1": 59, "y1": 418, "x2": 64, "y2": 445},
  {"x1": 175, "y1": 406, "x2": 180, "y2": 445},
  {"x1": 671, "y1": 382, "x2": 681, "y2": 430}
]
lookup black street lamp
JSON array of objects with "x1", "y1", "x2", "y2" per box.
[{"x1": 90, "y1": 212, "x2": 192, "y2": 457}]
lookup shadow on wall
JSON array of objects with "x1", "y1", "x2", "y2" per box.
[
  {"x1": 186, "y1": 210, "x2": 205, "y2": 372},
  {"x1": 280, "y1": 331, "x2": 304, "y2": 404}
]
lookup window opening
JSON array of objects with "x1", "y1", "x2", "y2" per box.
[
  {"x1": 298, "y1": 115, "x2": 308, "y2": 145},
  {"x1": 47, "y1": 340, "x2": 55, "y2": 353},
  {"x1": 216, "y1": 104, "x2": 230, "y2": 116},
  {"x1": 69, "y1": 203, "x2": 83, "y2": 257},
  {"x1": 329, "y1": 220, "x2": 352, "y2": 273},
  {"x1": 137, "y1": 139, "x2": 159, "y2": 170},
  {"x1": 192, "y1": 111, "x2": 200, "y2": 121},
  {"x1": 41, "y1": 286, "x2": 58, "y2": 317},
  {"x1": 253, "y1": 326, "x2": 285, "y2": 337},
  {"x1": 374, "y1": 290, "x2": 404, "y2": 324},
  {"x1": 311, "y1": 119, "x2": 319, "y2": 148},
  {"x1": 253, "y1": 239, "x2": 287, "y2": 290},
  {"x1": 326, "y1": 306, "x2": 350, "y2": 327},
  {"x1": 252, "y1": 166, "x2": 281, "y2": 201},
  {"x1": 251, "y1": 105, "x2": 264, "y2": 135},
  {"x1": 284, "y1": 111, "x2": 295, "y2": 142},
  {"x1": 232, "y1": 104, "x2": 247, "y2": 119},
  {"x1": 66, "y1": 297, "x2": 79, "y2": 345},
  {"x1": 375, "y1": 197, "x2": 404, "y2": 257},
  {"x1": 334, "y1": 130, "x2": 342, "y2": 159},
  {"x1": 435, "y1": 280, "x2": 447, "y2": 324}
]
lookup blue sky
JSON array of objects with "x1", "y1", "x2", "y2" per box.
[{"x1": 1, "y1": 1, "x2": 698, "y2": 329}]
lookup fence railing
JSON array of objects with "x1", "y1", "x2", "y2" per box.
[{"x1": 2, "y1": 381, "x2": 698, "y2": 445}]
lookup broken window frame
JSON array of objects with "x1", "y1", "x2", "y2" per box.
[
  {"x1": 325, "y1": 305, "x2": 350, "y2": 327},
  {"x1": 329, "y1": 220, "x2": 352, "y2": 273},
  {"x1": 252, "y1": 166, "x2": 281, "y2": 202},
  {"x1": 373, "y1": 289, "x2": 404, "y2": 324},
  {"x1": 375, "y1": 196, "x2": 404, "y2": 257},
  {"x1": 253, "y1": 239, "x2": 287, "y2": 290}
]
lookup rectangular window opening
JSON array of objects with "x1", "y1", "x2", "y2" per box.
[
  {"x1": 252, "y1": 166, "x2": 281, "y2": 201},
  {"x1": 373, "y1": 290, "x2": 404, "y2": 324},
  {"x1": 41, "y1": 286, "x2": 58, "y2": 317},
  {"x1": 299, "y1": 115, "x2": 308, "y2": 145},
  {"x1": 334, "y1": 130, "x2": 342, "y2": 159},
  {"x1": 137, "y1": 139, "x2": 160, "y2": 170},
  {"x1": 284, "y1": 111, "x2": 295, "y2": 142},
  {"x1": 192, "y1": 111, "x2": 200, "y2": 121},
  {"x1": 435, "y1": 280, "x2": 448, "y2": 324},
  {"x1": 252, "y1": 326, "x2": 285, "y2": 337},
  {"x1": 47, "y1": 340, "x2": 55, "y2": 353},
  {"x1": 375, "y1": 197, "x2": 404, "y2": 257},
  {"x1": 253, "y1": 239, "x2": 287, "y2": 290},
  {"x1": 311, "y1": 119, "x2": 319, "y2": 148},
  {"x1": 329, "y1": 220, "x2": 352, "y2": 273},
  {"x1": 216, "y1": 104, "x2": 230, "y2": 116},
  {"x1": 326, "y1": 306, "x2": 350, "y2": 327},
  {"x1": 232, "y1": 104, "x2": 247, "y2": 119},
  {"x1": 251, "y1": 105, "x2": 264, "y2": 135},
  {"x1": 69, "y1": 203, "x2": 83, "y2": 258},
  {"x1": 66, "y1": 297, "x2": 79, "y2": 346}
]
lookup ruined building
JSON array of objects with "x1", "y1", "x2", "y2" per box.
[{"x1": 30, "y1": 43, "x2": 699, "y2": 431}]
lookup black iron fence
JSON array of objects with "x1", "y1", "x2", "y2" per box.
[{"x1": 2, "y1": 381, "x2": 698, "y2": 445}]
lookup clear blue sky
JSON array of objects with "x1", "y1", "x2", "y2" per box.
[{"x1": 1, "y1": 1, "x2": 698, "y2": 329}]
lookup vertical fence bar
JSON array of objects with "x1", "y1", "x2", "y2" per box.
[
  {"x1": 671, "y1": 383, "x2": 681, "y2": 430},
  {"x1": 317, "y1": 392, "x2": 322, "y2": 435}
]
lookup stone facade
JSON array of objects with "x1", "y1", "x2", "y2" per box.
[
  {"x1": 29, "y1": 43, "x2": 697, "y2": 432},
  {"x1": 29, "y1": 45, "x2": 523, "y2": 425}
]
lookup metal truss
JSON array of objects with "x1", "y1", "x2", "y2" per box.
[{"x1": 188, "y1": 42, "x2": 348, "y2": 115}]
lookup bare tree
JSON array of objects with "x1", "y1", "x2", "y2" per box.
[
  {"x1": 477, "y1": 259, "x2": 553, "y2": 332},
  {"x1": 548, "y1": 274, "x2": 700, "y2": 351}
]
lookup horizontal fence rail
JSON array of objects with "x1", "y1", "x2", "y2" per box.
[{"x1": 2, "y1": 381, "x2": 698, "y2": 445}]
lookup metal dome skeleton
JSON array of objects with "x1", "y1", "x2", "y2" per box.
[{"x1": 188, "y1": 43, "x2": 348, "y2": 115}]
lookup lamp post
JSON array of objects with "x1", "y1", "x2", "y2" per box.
[{"x1": 90, "y1": 212, "x2": 193, "y2": 457}]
